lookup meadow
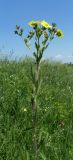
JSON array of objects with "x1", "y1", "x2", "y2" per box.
[{"x1": 0, "y1": 58, "x2": 73, "y2": 160}]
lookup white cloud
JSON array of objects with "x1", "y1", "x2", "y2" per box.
[
  {"x1": 54, "y1": 54, "x2": 73, "y2": 63},
  {"x1": 53, "y1": 54, "x2": 64, "y2": 62},
  {"x1": 55, "y1": 54, "x2": 63, "y2": 59}
]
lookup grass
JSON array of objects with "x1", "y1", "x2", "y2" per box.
[{"x1": 0, "y1": 58, "x2": 73, "y2": 160}]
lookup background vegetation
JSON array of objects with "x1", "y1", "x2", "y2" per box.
[{"x1": 0, "y1": 58, "x2": 73, "y2": 160}]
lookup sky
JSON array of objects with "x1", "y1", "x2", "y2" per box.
[{"x1": 0, "y1": 0, "x2": 73, "y2": 62}]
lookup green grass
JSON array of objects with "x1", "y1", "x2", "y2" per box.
[{"x1": 0, "y1": 58, "x2": 73, "y2": 160}]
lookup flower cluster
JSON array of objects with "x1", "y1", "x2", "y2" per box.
[
  {"x1": 14, "y1": 20, "x2": 64, "y2": 58},
  {"x1": 14, "y1": 25, "x2": 24, "y2": 37},
  {"x1": 28, "y1": 20, "x2": 64, "y2": 38}
]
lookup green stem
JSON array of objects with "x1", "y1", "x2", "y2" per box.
[{"x1": 31, "y1": 36, "x2": 40, "y2": 159}]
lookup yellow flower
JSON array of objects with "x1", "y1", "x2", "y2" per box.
[
  {"x1": 41, "y1": 20, "x2": 52, "y2": 29},
  {"x1": 23, "y1": 108, "x2": 27, "y2": 112},
  {"x1": 28, "y1": 21, "x2": 40, "y2": 26},
  {"x1": 55, "y1": 29, "x2": 64, "y2": 38}
]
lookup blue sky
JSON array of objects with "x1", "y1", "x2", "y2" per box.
[{"x1": 0, "y1": 0, "x2": 73, "y2": 62}]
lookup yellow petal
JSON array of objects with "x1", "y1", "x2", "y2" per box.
[
  {"x1": 28, "y1": 21, "x2": 40, "y2": 26},
  {"x1": 41, "y1": 20, "x2": 52, "y2": 29}
]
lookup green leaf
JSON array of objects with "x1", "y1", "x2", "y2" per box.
[
  {"x1": 18, "y1": 29, "x2": 24, "y2": 36},
  {"x1": 40, "y1": 152, "x2": 46, "y2": 160},
  {"x1": 35, "y1": 42, "x2": 40, "y2": 50},
  {"x1": 42, "y1": 39, "x2": 47, "y2": 45},
  {"x1": 52, "y1": 22, "x2": 57, "y2": 27},
  {"x1": 33, "y1": 52, "x2": 37, "y2": 58},
  {"x1": 41, "y1": 43, "x2": 49, "y2": 53},
  {"x1": 24, "y1": 38, "x2": 30, "y2": 49}
]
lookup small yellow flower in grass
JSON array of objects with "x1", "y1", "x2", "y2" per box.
[
  {"x1": 28, "y1": 21, "x2": 40, "y2": 26},
  {"x1": 23, "y1": 108, "x2": 27, "y2": 112},
  {"x1": 41, "y1": 20, "x2": 52, "y2": 29},
  {"x1": 55, "y1": 29, "x2": 64, "y2": 38}
]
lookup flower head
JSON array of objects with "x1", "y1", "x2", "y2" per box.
[
  {"x1": 28, "y1": 21, "x2": 40, "y2": 26},
  {"x1": 16, "y1": 25, "x2": 20, "y2": 30},
  {"x1": 23, "y1": 108, "x2": 27, "y2": 112},
  {"x1": 41, "y1": 20, "x2": 52, "y2": 29},
  {"x1": 55, "y1": 29, "x2": 64, "y2": 38}
]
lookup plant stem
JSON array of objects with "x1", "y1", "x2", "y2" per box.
[{"x1": 31, "y1": 36, "x2": 40, "y2": 160}]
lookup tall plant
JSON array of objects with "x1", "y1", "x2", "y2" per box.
[{"x1": 15, "y1": 20, "x2": 64, "y2": 159}]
